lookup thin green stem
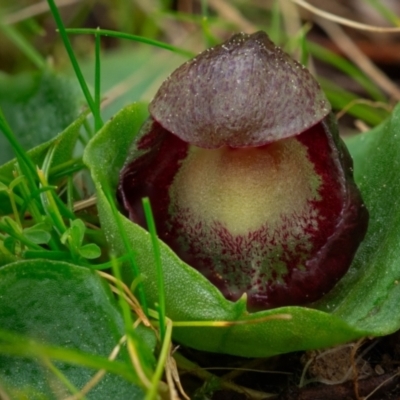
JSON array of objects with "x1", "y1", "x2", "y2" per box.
[
  {"x1": 43, "y1": 358, "x2": 86, "y2": 400},
  {"x1": 145, "y1": 319, "x2": 173, "y2": 400},
  {"x1": 50, "y1": 158, "x2": 85, "y2": 181},
  {"x1": 110, "y1": 257, "x2": 153, "y2": 389},
  {"x1": 130, "y1": 274, "x2": 145, "y2": 294},
  {"x1": 46, "y1": 0, "x2": 102, "y2": 124},
  {"x1": 67, "y1": 176, "x2": 74, "y2": 215},
  {"x1": 104, "y1": 185, "x2": 148, "y2": 314},
  {"x1": 50, "y1": 158, "x2": 83, "y2": 174},
  {"x1": 8, "y1": 189, "x2": 21, "y2": 227},
  {"x1": 94, "y1": 29, "x2": 103, "y2": 132},
  {"x1": 299, "y1": 26, "x2": 309, "y2": 67},
  {"x1": 86, "y1": 253, "x2": 132, "y2": 270},
  {"x1": 200, "y1": 0, "x2": 208, "y2": 20},
  {"x1": 54, "y1": 194, "x2": 76, "y2": 220},
  {"x1": 38, "y1": 144, "x2": 68, "y2": 234},
  {"x1": 142, "y1": 197, "x2": 165, "y2": 342},
  {"x1": 0, "y1": 108, "x2": 37, "y2": 188},
  {"x1": 111, "y1": 256, "x2": 134, "y2": 333},
  {"x1": 14, "y1": 165, "x2": 43, "y2": 224},
  {"x1": 52, "y1": 165, "x2": 85, "y2": 181},
  {"x1": 269, "y1": 0, "x2": 282, "y2": 44},
  {"x1": 0, "y1": 222, "x2": 43, "y2": 251},
  {"x1": 37, "y1": 168, "x2": 67, "y2": 235},
  {"x1": 0, "y1": 328, "x2": 138, "y2": 383},
  {"x1": 200, "y1": 0, "x2": 214, "y2": 47},
  {"x1": 65, "y1": 28, "x2": 195, "y2": 58}
]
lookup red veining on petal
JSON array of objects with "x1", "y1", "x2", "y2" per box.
[
  {"x1": 163, "y1": 122, "x2": 346, "y2": 308},
  {"x1": 118, "y1": 120, "x2": 189, "y2": 227}
]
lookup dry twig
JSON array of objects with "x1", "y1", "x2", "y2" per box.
[
  {"x1": 315, "y1": 18, "x2": 400, "y2": 101},
  {"x1": 290, "y1": 0, "x2": 400, "y2": 32}
]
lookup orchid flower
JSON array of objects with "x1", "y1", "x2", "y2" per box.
[{"x1": 118, "y1": 31, "x2": 368, "y2": 311}]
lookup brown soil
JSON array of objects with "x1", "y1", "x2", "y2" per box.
[{"x1": 178, "y1": 331, "x2": 400, "y2": 399}]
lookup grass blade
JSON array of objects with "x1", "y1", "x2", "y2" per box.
[
  {"x1": 104, "y1": 184, "x2": 148, "y2": 314},
  {"x1": 64, "y1": 28, "x2": 195, "y2": 58},
  {"x1": 142, "y1": 197, "x2": 166, "y2": 342},
  {"x1": 46, "y1": 0, "x2": 102, "y2": 125},
  {"x1": 94, "y1": 29, "x2": 103, "y2": 132}
]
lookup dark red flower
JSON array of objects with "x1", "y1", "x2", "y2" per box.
[{"x1": 118, "y1": 31, "x2": 368, "y2": 311}]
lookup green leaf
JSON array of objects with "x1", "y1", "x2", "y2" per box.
[
  {"x1": 315, "y1": 103, "x2": 400, "y2": 335},
  {"x1": 0, "y1": 107, "x2": 88, "y2": 216},
  {"x1": 70, "y1": 218, "x2": 86, "y2": 247},
  {"x1": 61, "y1": 218, "x2": 85, "y2": 248},
  {"x1": 84, "y1": 103, "x2": 379, "y2": 358},
  {"x1": 79, "y1": 243, "x2": 101, "y2": 259},
  {"x1": 22, "y1": 227, "x2": 51, "y2": 245},
  {"x1": 3, "y1": 215, "x2": 22, "y2": 233},
  {"x1": 0, "y1": 70, "x2": 81, "y2": 164},
  {"x1": 23, "y1": 221, "x2": 53, "y2": 245},
  {"x1": 0, "y1": 259, "x2": 154, "y2": 398}
]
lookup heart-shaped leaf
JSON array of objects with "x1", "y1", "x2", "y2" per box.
[
  {"x1": 84, "y1": 103, "x2": 400, "y2": 357},
  {"x1": 0, "y1": 71, "x2": 81, "y2": 164},
  {"x1": 0, "y1": 259, "x2": 154, "y2": 398}
]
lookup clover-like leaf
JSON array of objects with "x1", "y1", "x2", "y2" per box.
[
  {"x1": 79, "y1": 243, "x2": 102, "y2": 259},
  {"x1": 22, "y1": 227, "x2": 51, "y2": 245},
  {"x1": 23, "y1": 221, "x2": 52, "y2": 245},
  {"x1": 0, "y1": 109, "x2": 87, "y2": 216}
]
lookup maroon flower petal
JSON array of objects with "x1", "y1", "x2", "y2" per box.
[
  {"x1": 150, "y1": 31, "x2": 331, "y2": 148},
  {"x1": 119, "y1": 115, "x2": 367, "y2": 311}
]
